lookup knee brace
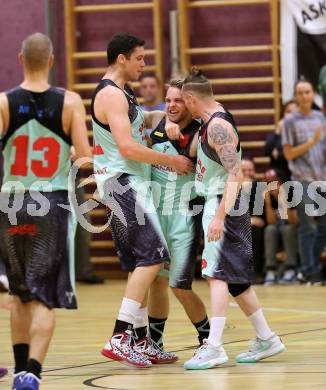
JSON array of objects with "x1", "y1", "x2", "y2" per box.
[{"x1": 228, "y1": 283, "x2": 251, "y2": 297}]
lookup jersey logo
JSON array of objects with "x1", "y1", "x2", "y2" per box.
[
  {"x1": 202, "y1": 259, "x2": 207, "y2": 269},
  {"x1": 179, "y1": 133, "x2": 190, "y2": 149},
  {"x1": 93, "y1": 144, "x2": 104, "y2": 155},
  {"x1": 154, "y1": 131, "x2": 164, "y2": 137},
  {"x1": 18, "y1": 105, "x2": 30, "y2": 114}
]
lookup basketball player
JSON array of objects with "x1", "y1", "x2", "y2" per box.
[
  {"x1": 92, "y1": 33, "x2": 193, "y2": 367},
  {"x1": 167, "y1": 69, "x2": 285, "y2": 370},
  {"x1": 0, "y1": 33, "x2": 91, "y2": 389},
  {"x1": 148, "y1": 80, "x2": 210, "y2": 347}
]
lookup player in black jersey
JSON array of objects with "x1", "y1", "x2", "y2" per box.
[{"x1": 0, "y1": 33, "x2": 91, "y2": 389}]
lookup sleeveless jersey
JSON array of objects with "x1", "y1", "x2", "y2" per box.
[
  {"x1": 150, "y1": 118, "x2": 199, "y2": 210},
  {"x1": 1, "y1": 86, "x2": 71, "y2": 192},
  {"x1": 196, "y1": 109, "x2": 241, "y2": 197},
  {"x1": 91, "y1": 79, "x2": 148, "y2": 195}
]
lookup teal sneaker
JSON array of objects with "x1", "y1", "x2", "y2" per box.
[
  {"x1": 236, "y1": 334, "x2": 285, "y2": 363},
  {"x1": 184, "y1": 340, "x2": 229, "y2": 370}
]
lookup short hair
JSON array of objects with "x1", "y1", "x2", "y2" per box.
[
  {"x1": 294, "y1": 76, "x2": 315, "y2": 93},
  {"x1": 139, "y1": 73, "x2": 161, "y2": 85},
  {"x1": 21, "y1": 33, "x2": 53, "y2": 70},
  {"x1": 182, "y1": 68, "x2": 213, "y2": 97},
  {"x1": 167, "y1": 79, "x2": 183, "y2": 90},
  {"x1": 107, "y1": 32, "x2": 145, "y2": 65}
]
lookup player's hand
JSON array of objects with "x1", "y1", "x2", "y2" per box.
[
  {"x1": 165, "y1": 121, "x2": 184, "y2": 140},
  {"x1": 207, "y1": 216, "x2": 225, "y2": 242},
  {"x1": 172, "y1": 155, "x2": 194, "y2": 175}
]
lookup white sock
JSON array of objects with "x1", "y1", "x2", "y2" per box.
[
  {"x1": 134, "y1": 307, "x2": 148, "y2": 328},
  {"x1": 207, "y1": 317, "x2": 226, "y2": 347},
  {"x1": 117, "y1": 297, "x2": 141, "y2": 325},
  {"x1": 249, "y1": 308, "x2": 274, "y2": 340}
]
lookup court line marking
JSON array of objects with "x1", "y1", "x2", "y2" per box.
[{"x1": 229, "y1": 303, "x2": 326, "y2": 316}]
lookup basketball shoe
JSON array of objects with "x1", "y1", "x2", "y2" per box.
[
  {"x1": 184, "y1": 340, "x2": 229, "y2": 370},
  {"x1": 134, "y1": 335, "x2": 178, "y2": 364},
  {"x1": 102, "y1": 330, "x2": 151, "y2": 368},
  {"x1": 12, "y1": 371, "x2": 25, "y2": 389},
  {"x1": 16, "y1": 373, "x2": 40, "y2": 390},
  {"x1": 236, "y1": 334, "x2": 285, "y2": 363}
]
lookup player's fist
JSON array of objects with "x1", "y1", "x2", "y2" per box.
[
  {"x1": 165, "y1": 120, "x2": 184, "y2": 140},
  {"x1": 172, "y1": 155, "x2": 194, "y2": 175}
]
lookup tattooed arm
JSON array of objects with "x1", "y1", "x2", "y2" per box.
[{"x1": 206, "y1": 119, "x2": 243, "y2": 241}]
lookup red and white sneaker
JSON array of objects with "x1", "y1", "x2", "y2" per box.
[
  {"x1": 101, "y1": 330, "x2": 152, "y2": 368},
  {"x1": 134, "y1": 335, "x2": 178, "y2": 364}
]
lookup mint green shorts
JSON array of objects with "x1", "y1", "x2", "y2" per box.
[{"x1": 157, "y1": 209, "x2": 197, "y2": 289}]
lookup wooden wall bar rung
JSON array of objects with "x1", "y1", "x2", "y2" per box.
[
  {"x1": 242, "y1": 141, "x2": 265, "y2": 148},
  {"x1": 197, "y1": 61, "x2": 273, "y2": 70},
  {"x1": 187, "y1": 45, "x2": 272, "y2": 55},
  {"x1": 215, "y1": 93, "x2": 273, "y2": 101},
  {"x1": 210, "y1": 76, "x2": 275, "y2": 85},
  {"x1": 74, "y1": 3, "x2": 153, "y2": 13},
  {"x1": 76, "y1": 65, "x2": 156, "y2": 76},
  {"x1": 232, "y1": 108, "x2": 275, "y2": 116},
  {"x1": 73, "y1": 49, "x2": 155, "y2": 60},
  {"x1": 75, "y1": 81, "x2": 140, "y2": 91},
  {"x1": 189, "y1": 0, "x2": 269, "y2": 7},
  {"x1": 254, "y1": 156, "x2": 271, "y2": 164},
  {"x1": 238, "y1": 125, "x2": 274, "y2": 132}
]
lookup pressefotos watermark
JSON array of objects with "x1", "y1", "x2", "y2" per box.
[{"x1": 1, "y1": 158, "x2": 326, "y2": 232}]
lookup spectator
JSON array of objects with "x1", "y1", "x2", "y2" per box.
[
  {"x1": 241, "y1": 159, "x2": 265, "y2": 282},
  {"x1": 283, "y1": 78, "x2": 326, "y2": 284},
  {"x1": 265, "y1": 100, "x2": 297, "y2": 183},
  {"x1": 318, "y1": 64, "x2": 326, "y2": 113},
  {"x1": 0, "y1": 140, "x2": 8, "y2": 292},
  {"x1": 263, "y1": 169, "x2": 298, "y2": 285},
  {"x1": 139, "y1": 74, "x2": 165, "y2": 112}
]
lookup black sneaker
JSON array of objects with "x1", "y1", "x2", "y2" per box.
[
  {"x1": 307, "y1": 272, "x2": 324, "y2": 286},
  {"x1": 78, "y1": 275, "x2": 105, "y2": 284}
]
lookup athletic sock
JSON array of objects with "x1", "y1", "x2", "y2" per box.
[
  {"x1": 249, "y1": 308, "x2": 274, "y2": 340},
  {"x1": 13, "y1": 343, "x2": 29, "y2": 374},
  {"x1": 134, "y1": 307, "x2": 148, "y2": 340},
  {"x1": 26, "y1": 358, "x2": 42, "y2": 379},
  {"x1": 148, "y1": 316, "x2": 167, "y2": 348},
  {"x1": 113, "y1": 297, "x2": 141, "y2": 334},
  {"x1": 207, "y1": 317, "x2": 226, "y2": 347},
  {"x1": 193, "y1": 316, "x2": 210, "y2": 345}
]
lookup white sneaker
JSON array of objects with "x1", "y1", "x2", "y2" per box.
[
  {"x1": 184, "y1": 340, "x2": 229, "y2": 370},
  {"x1": 264, "y1": 271, "x2": 276, "y2": 286},
  {"x1": 236, "y1": 334, "x2": 285, "y2": 363},
  {"x1": 0, "y1": 275, "x2": 9, "y2": 291},
  {"x1": 279, "y1": 269, "x2": 297, "y2": 284}
]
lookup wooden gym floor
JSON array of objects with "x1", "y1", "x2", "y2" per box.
[{"x1": 1, "y1": 280, "x2": 326, "y2": 389}]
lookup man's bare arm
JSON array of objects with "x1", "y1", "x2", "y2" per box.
[
  {"x1": 0, "y1": 93, "x2": 9, "y2": 137},
  {"x1": 64, "y1": 91, "x2": 92, "y2": 159},
  {"x1": 143, "y1": 110, "x2": 166, "y2": 131},
  {"x1": 208, "y1": 119, "x2": 243, "y2": 217}
]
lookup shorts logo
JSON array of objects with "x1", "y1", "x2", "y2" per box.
[
  {"x1": 157, "y1": 246, "x2": 165, "y2": 258},
  {"x1": 163, "y1": 262, "x2": 170, "y2": 271},
  {"x1": 65, "y1": 291, "x2": 75, "y2": 304},
  {"x1": 8, "y1": 224, "x2": 37, "y2": 236},
  {"x1": 202, "y1": 259, "x2": 207, "y2": 269}
]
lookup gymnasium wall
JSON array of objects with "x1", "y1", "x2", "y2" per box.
[{"x1": 0, "y1": 1, "x2": 270, "y2": 90}]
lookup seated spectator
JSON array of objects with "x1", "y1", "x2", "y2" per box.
[
  {"x1": 264, "y1": 100, "x2": 297, "y2": 183},
  {"x1": 318, "y1": 64, "x2": 326, "y2": 113},
  {"x1": 241, "y1": 158, "x2": 266, "y2": 282},
  {"x1": 139, "y1": 74, "x2": 165, "y2": 111},
  {"x1": 263, "y1": 170, "x2": 298, "y2": 285}
]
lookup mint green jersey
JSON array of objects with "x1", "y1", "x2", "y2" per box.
[
  {"x1": 1, "y1": 86, "x2": 71, "y2": 192},
  {"x1": 196, "y1": 110, "x2": 241, "y2": 197},
  {"x1": 91, "y1": 79, "x2": 150, "y2": 196},
  {"x1": 150, "y1": 118, "x2": 199, "y2": 211}
]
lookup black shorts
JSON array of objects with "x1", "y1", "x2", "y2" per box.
[
  {"x1": 101, "y1": 174, "x2": 169, "y2": 272},
  {"x1": 0, "y1": 191, "x2": 77, "y2": 309}
]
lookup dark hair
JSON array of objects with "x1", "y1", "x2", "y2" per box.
[
  {"x1": 107, "y1": 32, "x2": 145, "y2": 65},
  {"x1": 294, "y1": 76, "x2": 315, "y2": 93},
  {"x1": 183, "y1": 67, "x2": 213, "y2": 96},
  {"x1": 139, "y1": 73, "x2": 161, "y2": 84},
  {"x1": 281, "y1": 99, "x2": 297, "y2": 117},
  {"x1": 167, "y1": 79, "x2": 183, "y2": 90}
]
